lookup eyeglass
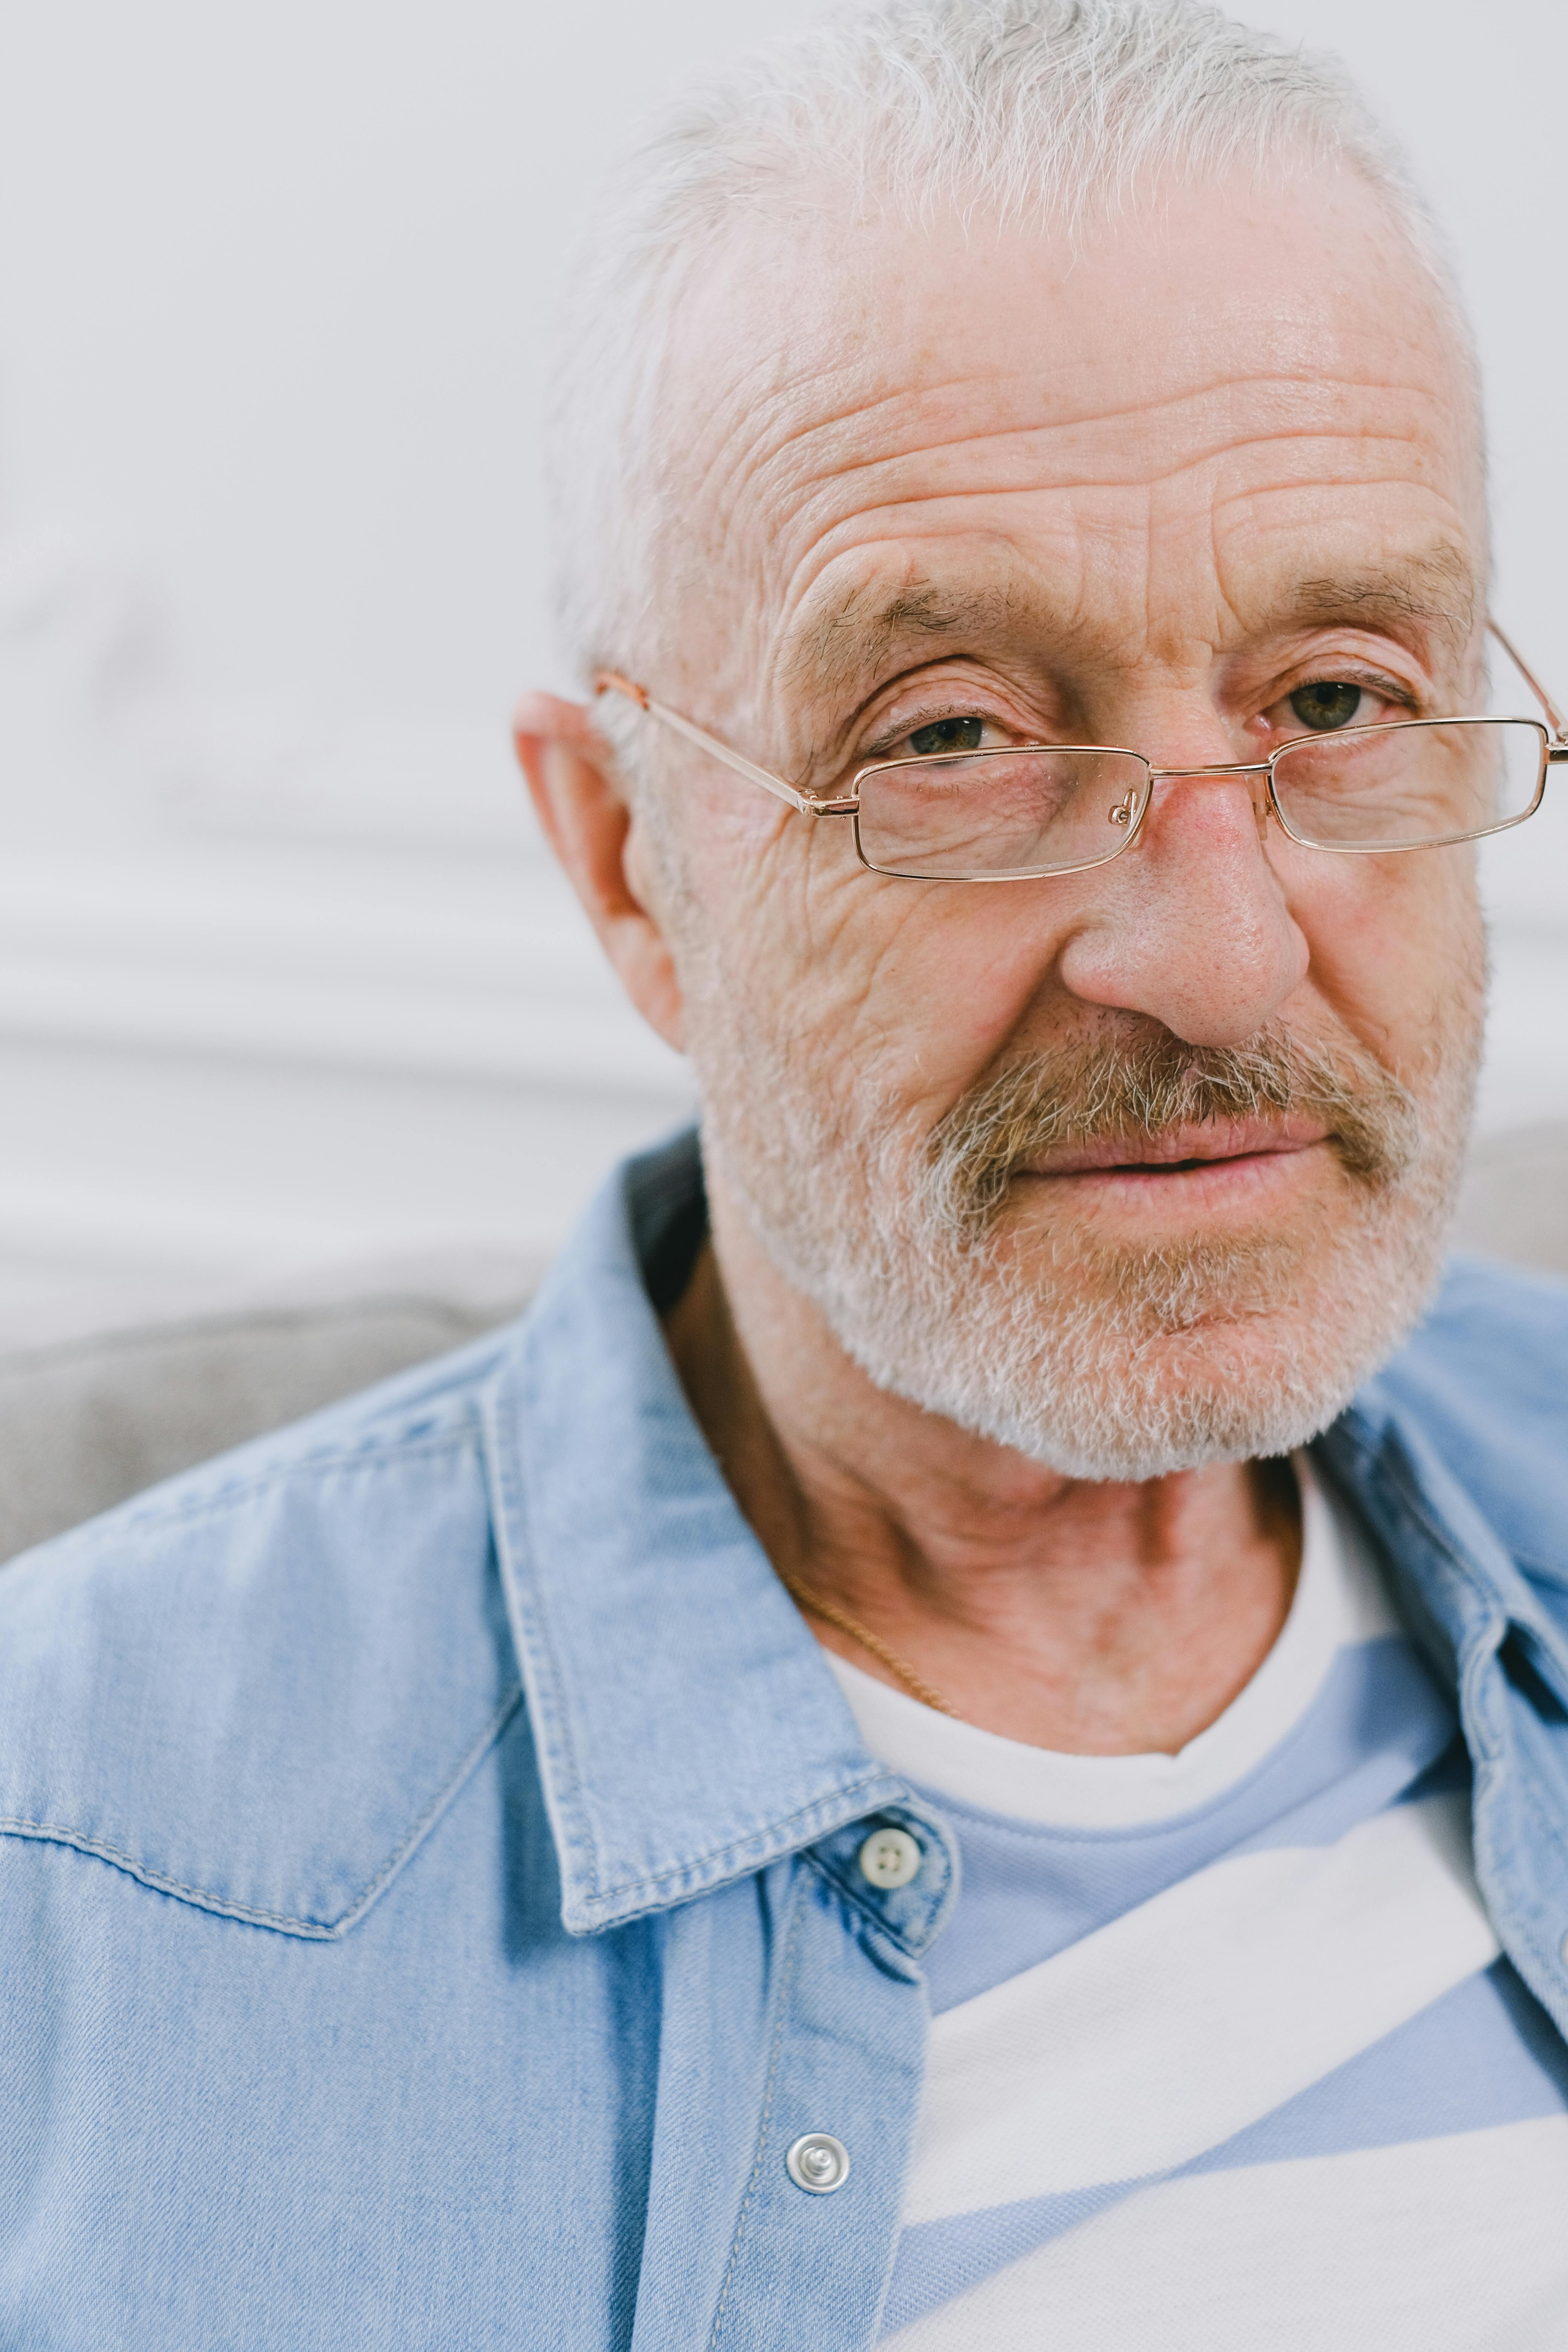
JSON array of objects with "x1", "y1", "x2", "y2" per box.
[{"x1": 596, "y1": 620, "x2": 1568, "y2": 884}]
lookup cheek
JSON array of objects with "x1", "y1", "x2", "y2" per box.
[
  {"x1": 850, "y1": 888, "x2": 1070, "y2": 1086},
  {"x1": 681, "y1": 819, "x2": 1071, "y2": 1119},
  {"x1": 790, "y1": 873, "x2": 1073, "y2": 1122},
  {"x1": 1289, "y1": 843, "x2": 1485, "y2": 1073}
]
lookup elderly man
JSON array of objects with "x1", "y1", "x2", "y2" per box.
[{"x1": 3, "y1": 0, "x2": 1567, "y2": 2343}]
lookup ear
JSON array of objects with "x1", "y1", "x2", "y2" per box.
[{"x1": 513, "y1": 691, "x2": 687, "y2": 1054}]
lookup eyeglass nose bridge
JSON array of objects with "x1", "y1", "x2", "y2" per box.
[
  {"x1": 1116, "y1": 754, "x2": 1279, "y2": 851},
  {"x1": 1146, "y1": 756, "x2": 1275, "y2": 782}
]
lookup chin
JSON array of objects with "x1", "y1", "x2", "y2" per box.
[{"x1": 838, "y1": 1206, "x2": 1452, "y2": 1484}]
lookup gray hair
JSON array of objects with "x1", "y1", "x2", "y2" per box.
[{"x1": 547, "y1": 0, "x2": 1473, "y2": 701}]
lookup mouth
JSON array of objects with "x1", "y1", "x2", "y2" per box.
[{"x1": 1016, "y1": 1119, "x2": 1333, "y2": 1203}]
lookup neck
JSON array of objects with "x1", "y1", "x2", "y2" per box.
[{"x1": 663, "y1": 1174, "x2": 1301, "y2": 1756}]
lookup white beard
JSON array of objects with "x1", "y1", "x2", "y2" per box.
[{"x1": 694, "y1": 1014, "x2": 1480, "y2": 1483}]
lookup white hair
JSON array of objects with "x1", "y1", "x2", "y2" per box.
[{"x1": 547, "y1": 0, "x2": 1473, "y2": 698}]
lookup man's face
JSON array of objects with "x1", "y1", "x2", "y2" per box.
[{"x1": 644, "y1": 164, "x2": 1488, "y2": 1476}]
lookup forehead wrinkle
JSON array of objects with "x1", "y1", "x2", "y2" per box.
[
  {"x1": 755, "y1": 365, "x2": 1450, "y2": 508},
  {"x1": 1205, "y1": 487, "x2": 1474, "y2": 593},
  {"x1": 661, "y1": 181, "x2": 1481, "y2": 679},
  {"x1": 760, "y1": 439, "x2": 1452, "y2": 671},
  {"x1": 681, "y1": 351, "x2": 1044, "y2": 602},
  {"x1": 694, "y1": 377, "x2": 1030, "y2": 643},
  {"x1": 685, "y1": 332, "x2": 1080, "y2": 508},
  {"x1": 672, "y1": 346, "x2": 879, "y2": 623},
  {"x1": 713, "y1": 354, "x2": 1440, "y2": 612},
  {"x1": 799, "y1": 405, "x2": 1449, "y2": 515},
  {"x1": 688, "y1": 291, "x2": 1470, "y2": 725},
  {"x1": 747, "y1": 403, "x2": 1456, "y2": 630}
]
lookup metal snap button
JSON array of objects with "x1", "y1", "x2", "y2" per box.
[
  {"x1": 786, "y1": 2132, "x2": 850, "y2": 2194},
  {"x1": 858, "y1": 1825, "x2": 922, "y2": 1891}
]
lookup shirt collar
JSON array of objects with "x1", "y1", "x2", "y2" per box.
[
  {"x1": 485, "y1": 1127, "x2": 1568, "y2": 1994},
  {"x1": 482, "y1": 1130, "x2": 908, "y2": 1935},
  {"x1": 1320, "y1": 1386, "x2": 1568, "y2": 1702},
  {"x1": 1321, "y1": 1379, "x2": 1568, "y2": 2035}
]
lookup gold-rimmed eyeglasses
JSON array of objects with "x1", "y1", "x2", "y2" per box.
[{"x1": 596, "y1": 620, "x2": 1568, "y2": 884}]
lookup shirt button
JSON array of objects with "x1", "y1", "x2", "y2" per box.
[
  {"x1": 858, "y1": 1825, "x2": 922, "y2": 1891},
  {"x1": 786, "y1": 2133, "x2": 851, "y2": 2194}
]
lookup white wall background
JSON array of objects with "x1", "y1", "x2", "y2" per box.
[{"x1": 0, "y1": 0, "x2": 1563, "y2": 1325}]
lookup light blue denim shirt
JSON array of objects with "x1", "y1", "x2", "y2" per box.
[{"x1": 3, "y1": 1130, "x2": 1567, "y2": 2347}]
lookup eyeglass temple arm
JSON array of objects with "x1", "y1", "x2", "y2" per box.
[
  {"x1": 1488, "y1": 619, "x2": 1568, "y2": 746},
  {"x1": 594, "y1": 672, "x2": 816, "y2": 812}
]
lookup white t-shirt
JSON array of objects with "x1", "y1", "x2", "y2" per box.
[{"x1": 828, "y1": 1462, "x2": 1568, "y2": 2350}]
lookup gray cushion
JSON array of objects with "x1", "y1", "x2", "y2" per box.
[{"x1": 0, "y1": 1261, "x2": 539, "y2": 1564}]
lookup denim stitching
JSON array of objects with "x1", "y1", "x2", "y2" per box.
[
  {"x1": 0, "y1": 1822, "x2": 342, "y2": 1935},
  {"x1": 72, "y1": 1421, "x2": 488, "y2": 1553},
  {"x1": 0, "y1": 1682, "x2": 524, "y2": 1937},
  {"x1": 570, "y1": 1773, "x2": 901, "y2": 1923},
  {"x1": 481, "y1": 1361, "x2": 601, "y2": 1894},
  {"x1": 333, "y1": 1681, "x2": 526, "y2": 1929},
  {"x1": 706, "y1": 1872, "x2": 805, "y2": 2352}
]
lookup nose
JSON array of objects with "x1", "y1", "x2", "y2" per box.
[{"x1": 1055, "y1": 764, "x2": 1308, "y2": 1047}]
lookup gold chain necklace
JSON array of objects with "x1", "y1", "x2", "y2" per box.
[{"x1": 775, "y1": 1568, "x2": 959, "y2": 1719}]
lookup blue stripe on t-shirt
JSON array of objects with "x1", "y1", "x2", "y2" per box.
[
  {"x1": 882, "y1": 1957, "x2": 1568, "y2": 2335},
  {"x1": 920, "y1": 1634, "x2": 1458, "y2": 2015}
]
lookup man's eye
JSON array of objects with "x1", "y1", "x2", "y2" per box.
[
  {"x1": 1287, "y1": 681, "x2": 1364, "y2": 732},
  {"x1": 906, "y1": 715, "x2": 986, "y2": 755}
]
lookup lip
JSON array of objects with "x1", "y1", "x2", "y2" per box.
[{"x1": 1018, "y1": 1119, "x2": 1332, "y2": 1183}]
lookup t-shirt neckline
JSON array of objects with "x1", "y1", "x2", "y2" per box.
[{"x1": 825, "y1": 1456, "x2": 1398, "y2": 1830}]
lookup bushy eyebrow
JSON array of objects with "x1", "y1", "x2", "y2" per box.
[
  {"x1": 784, "y1": 579, "x2": 1033, "y2": 702},
  {"x1": 782, "y1": 540, "x2": 1479, "y2": 708},
  {"x1": 1282, "y1": 544, "x2": 1478, "y2": 661}
]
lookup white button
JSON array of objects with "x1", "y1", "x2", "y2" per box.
[
  {"x1": 858, "y1": 1825, "x2": 922, "y2": 1891},
  {"x1": 786, "y1": 2132, "x2": 850, "y2": 2194}
]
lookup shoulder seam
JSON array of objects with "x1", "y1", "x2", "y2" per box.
[{"x1": 64, "y1": 1419, "x2": 489, "y2": 1554}]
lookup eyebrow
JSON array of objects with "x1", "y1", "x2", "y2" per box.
[
  {"x1": 784, "y1": 579, "x2": 1032, "y2": 703},
  {"x1": 1282, "y1": 544, "x2": 1478, "y2": 660},
  {"x1": 782, "y1": 539, "x2": 1481, "y2": 715}
]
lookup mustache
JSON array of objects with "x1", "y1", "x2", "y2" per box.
[{"x1": 924, "y1": 1025, "x2": 1421, "y2": 1230}]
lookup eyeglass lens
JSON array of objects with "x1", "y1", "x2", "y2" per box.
[
  {"x1": 1268, "y1": 719, "x2": 1546, "y2": 851},
  {"x1": 854, "y1": 748, "x2": 1152, "y2": 880},
  {"x1": 853, "y1": 721, "x2": 1548, "y2": 880}
]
